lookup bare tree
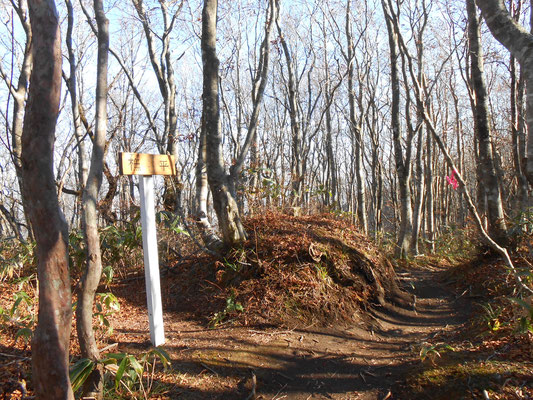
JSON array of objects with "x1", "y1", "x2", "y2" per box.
[
  {"x1": 409, "y1": 0, "x2": 429, "y2": 255},
  {"x1": 131, "y1": 0, "x2": 183, "y2": 210},
  {"x1": 508, "y1": 0, "x2": 529, "y2": 214},
  {"x1": 345, "y1": 0, "x2": 368, "y2": 232},
  {"x1": 201, "y1": 0, "x2": 243, "y2": 246},
  {"x1": 466, "y1": 0, "x2": 507, "y2": 243},
  {"x1": 0, "y1": 0, "x2": 33, "y2": 239},
  {"x1": 475, "y1": 0, "x2": 533, "y2": 190},
  {"x1": 276, "y1": 12, "x2": 304, "y2": 206},
  {"x1": 22, "y1": 0, "x2": 74, "y2": 398},
  {"x1": 64, "y1": 0, "x2": 89, "y2": 203},
  {"x1": 382, "y1": 0, "x2": 414, "y2": 258},
  {"x1": 322, "y1": 18, "x2": 338, "y2": 208},
  {"x1": 388, "y1": 0, "x2": 532, "y2": 294},
  {"x1": 75, "y1": 0, "x2": 109, "y2": 397},
  {"x1": 200, "y1": 0, "x2": 277, "y2": 247},
  {"x1": 195, "y1": 106, "x2": 223, "y2": 250}
]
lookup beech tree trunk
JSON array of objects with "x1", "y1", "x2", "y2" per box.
[
  {"x1": 75, "y1": 0, "x2": 109, "y2": 398},
  {"x1": 132, "y1": 0, "x2": 183, "y2": 211},
  {"x1": 511, "y1": 54, "x2": 529, "y2": 212},
  {"x1": 382, "y1": 0, "x2": 413, "y2": 258},
  {"x1": 475, "y1": 0, "x2": 533, "y2": 187},
  {"x1": 0, "y1": 0, "x2": 34, "y2": 239},
  {"x1": 369, "y1": 112, "x2": 383, "y2": 238},
  {"x1": 467, "y1": 0, "x2": 508, "y2": 243},
  {"x1": 324, "y1": 63, "x2": 337, "y2": 207},
  {"x1": 228, "y1": 0, "x2": 277, "y2": 190},
  {"x1": 425, "y1": 127, "x2": 435, "y2": 252},
  {"x1": 450, "y1": 86, "x2": 466, "y2": 228},
  {"x1": 508, "y1": 0, "x2": 529, "y2": 214},
  {"x1": 410, "y1": 1, "x2": 428, "y2": 255},
  {"x1": 411, "y1": 124, "x2": 425, "y2": 255},
  {"x1": 276, "y1": 17, "x2": 304, "y2": 206},
  {"x1": 199, "y1": 0, "x2": 276, "y2": 247},
  {"x1": 195, "y1": 116, "x2": 224, "y2": 251},
  {"x1": 22, "y1": 0, "x2": 74, "y2": 398},
  {"x1": 201, "y1": 0, "x2": 246, "y2": 246},
  {"x1": 65, "y1": 0, "x2": 89, "y2": 214},
  {"x1": 345, "y1": 1, "x2": 368, "y2": 232}
]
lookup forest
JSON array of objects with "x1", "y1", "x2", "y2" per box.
[{"x1": 0, "y1": 0, "x2": 532, "y2": 399}]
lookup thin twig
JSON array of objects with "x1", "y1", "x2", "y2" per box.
[
  {"x1": 275, "y1": 371, "x2": 294, "y2": 381},
  {"x1": 271, "y1": 383, "x2": 287, "y2": 400},
  {"x1": 247, "y1": 329, "x2": 295, "y2": 336},
  {"x1": 244, "y1": 372, "x2": 257, "y2": 400},
  {"x1": 98, "y1": 342, "x2": 118, "y2": 353},
  {"x1": 200, "y1": 362, "x2": 219, "y2": 376},
  {"x1": 0, "y1": 352, "x2": 30, "y2": 360}
]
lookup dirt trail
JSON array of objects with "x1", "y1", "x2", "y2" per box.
[{"x1": 111, "y1": 264, "x2": 470, "y2": 399}]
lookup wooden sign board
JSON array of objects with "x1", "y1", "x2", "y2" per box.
[
  {"x1": 119, "y1": 152, "x2": 176, "y2": 176},
  {"x1": 117, "y1": 151, "x2": 175, "y2": 346}
]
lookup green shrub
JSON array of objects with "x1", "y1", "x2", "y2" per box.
[{"x1": 70, "y1": 347, "x2": 171, "y2": 397}]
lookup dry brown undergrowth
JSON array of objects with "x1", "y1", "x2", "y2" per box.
[{"x1": 162, "y1": 211, "x2": 412, "y2": 328}]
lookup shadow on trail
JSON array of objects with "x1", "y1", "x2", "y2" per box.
[
  {"x1": 108, "y1": 265, "x2": 471, "y2": 399},
  {"x1": 106, "y1": 243, "x2": 474, "y2": 400},
  {"x1": 158, "y1": 341, "x2": 416, "y2": 399}
]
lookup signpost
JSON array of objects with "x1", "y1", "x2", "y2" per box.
[{"x1": 119, "y1": 152, "x2": 176, "y2": 346}]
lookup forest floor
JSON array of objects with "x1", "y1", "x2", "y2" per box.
[
  {"x1": 1, "y1": 213, "x2": 532, "y2": 399},
  {"x1": 105, "y1": 261, "x2": 471, "y2": 399}
]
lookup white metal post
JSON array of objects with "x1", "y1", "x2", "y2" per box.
[{"x1": 139, "y1": 175, "x2": 165, "y2": 346}]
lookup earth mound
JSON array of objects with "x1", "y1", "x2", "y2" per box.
[{"x1": 164, "y1": 212, "x2": 412, "y2": 328}]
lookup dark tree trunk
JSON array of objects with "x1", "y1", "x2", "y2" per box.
[
  {"x1": 23, "y1": 0, "x2": 74, "y2": 398},
  {"x1": 382, "y1": 0, "x2": 413, "y2": 258}
]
